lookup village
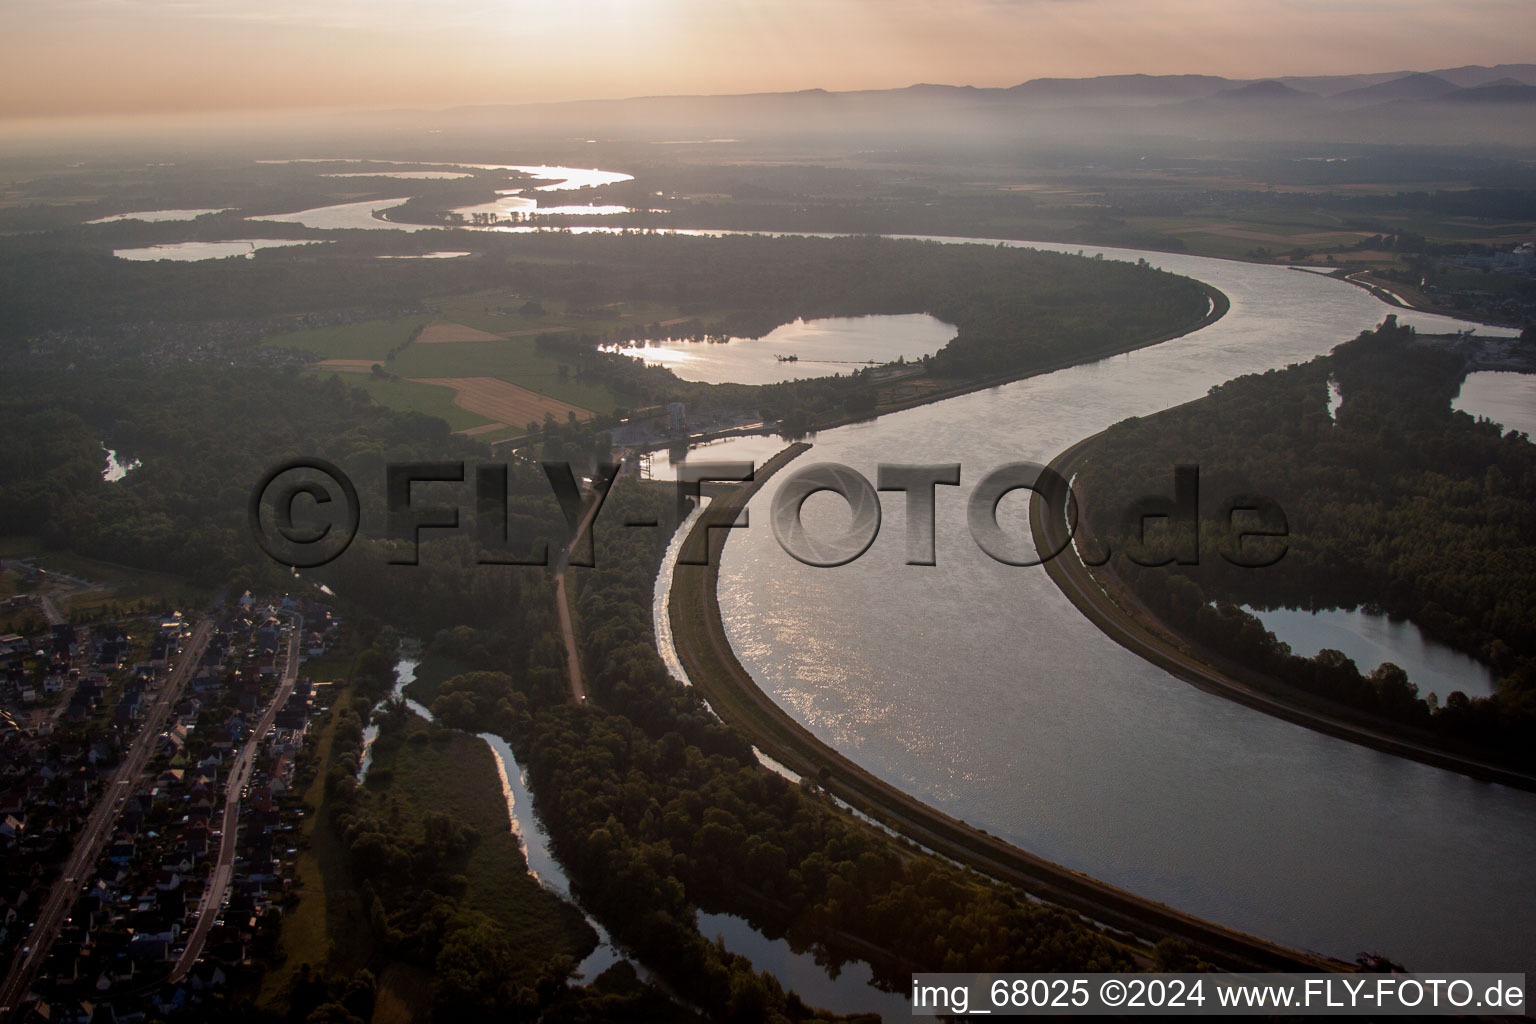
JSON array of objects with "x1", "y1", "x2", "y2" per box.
[{"x1": 0, "y1": 578, "x2": 342, "y2": 1022}]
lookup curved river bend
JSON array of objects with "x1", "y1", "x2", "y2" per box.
[{"x1": 653, "y1": 240, "x2": 1536, "y2": 973}]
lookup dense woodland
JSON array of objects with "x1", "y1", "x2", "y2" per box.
[{"x1": 1075, "y1": 323, "x2": 1536, "y2": 767}]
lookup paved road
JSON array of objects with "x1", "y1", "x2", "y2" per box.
[
  {"x1": 28, "y1": 596, "x2": 73, "y2": 732},
  {"x1": 38, "y1": 595, "x2": 64, "y2": 628},
  {"x1": 169, "y1": 615, "x2": 302, "y2": 983},
  {"x1": 0, "y1": 621, "x2": 212, "y2": 1018}
]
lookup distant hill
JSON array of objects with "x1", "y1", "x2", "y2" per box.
[
  {"x1": 1439, "y1": 81, "x2": 1536, "y2": 103},
  {"x1": 1216, "y1": 80, "x2": 1315, "y2": 101},
  {"x1": 401, "y1": 63, "x2": 1536, "y2": 149},
  {"x1": 1431, "y1": 64, "x2": 1536, "y2": 88},
  {"x1": 1006, "y1": 74, "x2": 1229, "y2": 103},
  {"x1": 1334, "y1": 72, "x2": 1460, "y2": 102}
]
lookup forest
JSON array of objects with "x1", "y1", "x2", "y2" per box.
[{"x1": 1073, "y1": 322, "x2": 1536, "y2": 768}]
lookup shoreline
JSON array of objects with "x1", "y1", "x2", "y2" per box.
[
  {"x1": 1334, "y1": 269, "x2": 1524, "y2": 332},
  {"x1": 1030, "y1": 432, "x2": 1536, "y2": 794},
  {"x1": 666, "y1": 441, "x2": 1349, "y2": 974}
]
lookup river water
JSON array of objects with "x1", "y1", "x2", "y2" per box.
[{"x1": 650, "y1": 243, "x2": 1535, "y2": 973}]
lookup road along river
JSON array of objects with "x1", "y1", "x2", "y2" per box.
[{"x1": 650, "y1": 237, "x2": 1535, "y2": 974}]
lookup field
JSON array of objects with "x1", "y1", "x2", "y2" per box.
[
  {"x1": 265, "y1": 314, "x2": 432, "y2": 361},
  {"x1": 267, "y1": 287, "x2": 728, "y2": 429},
  {"x1": 407, "y1": 376, "x2": 594, "y2": 433},
  {"x1": 341, "y1": 375, "x2": 492, "y2": 431},
  {"x1": 416, "y1": 322, "x2": 505, "y2": 343}
]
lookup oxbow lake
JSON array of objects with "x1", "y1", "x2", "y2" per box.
[{"x1": 604, "y1": 313, "x2": 957, "y2": 385}]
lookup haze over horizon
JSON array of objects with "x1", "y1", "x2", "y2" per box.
[{"x1": 3, "y1": 0, "x2": 1533, "y2": 119}]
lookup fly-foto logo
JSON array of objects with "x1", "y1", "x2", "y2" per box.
[{"x1": 248, "y1": 458, "x2": 1287, "y2": 570}]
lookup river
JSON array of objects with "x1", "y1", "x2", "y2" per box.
[
  {"x1": 152, "y1": 155, "x2": 1536, "y2": 971},
  {"x1": 649, "y1": 243, "x2": 1536, "y2": 974}
]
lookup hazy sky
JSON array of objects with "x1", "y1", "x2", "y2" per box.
[{"x1": 2, "y1": 0, "x2": 1532, "y2": 117}]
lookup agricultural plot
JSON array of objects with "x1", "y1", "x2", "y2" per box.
[{"x1": 407, "y1": 376, "x2": 594, "y2": 433}]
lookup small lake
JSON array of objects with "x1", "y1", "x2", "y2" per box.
[
  {"x1": 604, "y1": 313, "x2": 957, "y2": 385},
  {"x1": 247, "y1": 197, "x2": 431, "y2": 232},
  {"x1": 322, "y1": 170, "x2": 475, "y2": 180},
  {"x1": 112, "y1": 239, "x2": 327, "y2": 261},
  {"x1": 102, "y1": 445, "x2": 139, "y2": 481},
  {"x1": 1241, "y1": 605, "x2": 1497, "y2": 701},
  {"x1": 460, "y1": 164, "x2": 634, "y2": 191},
  {"x1": 697, "y1": 911, "x2": 909, "y2": 1018},
  {"x1": 87, "y1": 208, "x2": 229, "y2": 224},
  {"x1": 377, "y1": 251, "x2": 471, "y2": 260},
  {"x1": 1454, "y1": 371, "x2": 1536, "y2": 440}
]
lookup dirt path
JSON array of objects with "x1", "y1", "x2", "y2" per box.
[{"x1": 555, "y1": 482, "x2": 610, "y2": 703}]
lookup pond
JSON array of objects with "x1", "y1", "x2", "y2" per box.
[
  {"x1": 87, "y1": 208, "x2": 229, "y2": 224},
  {"x1": 696, "y1": 911, "x2": 910, "y2": 1018},
  {"x1": 112, "y1": 239, "x2": 327, "y2": 261},
  {"x1": 376, "y1": 251, "x2": 471, "y2": 260},
  {"x1": 322, "y1": 170, "x2": 475, "y2": 180},
  {"x1": 246, "y1": 197, "x2": 430, "y2": 232},
  {"x1": 1241, "y1": 605, "x2": 1497, "y2": 702},
  {"x1": 1453, "y1": 370, "x2": 1536, "y2": 440},
  {"x1": 604, "y1": 313, "x2": 957, "y2": 385},
  {"x1": 102, "y1": 445, "x2": 140, "y2": 481}
]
